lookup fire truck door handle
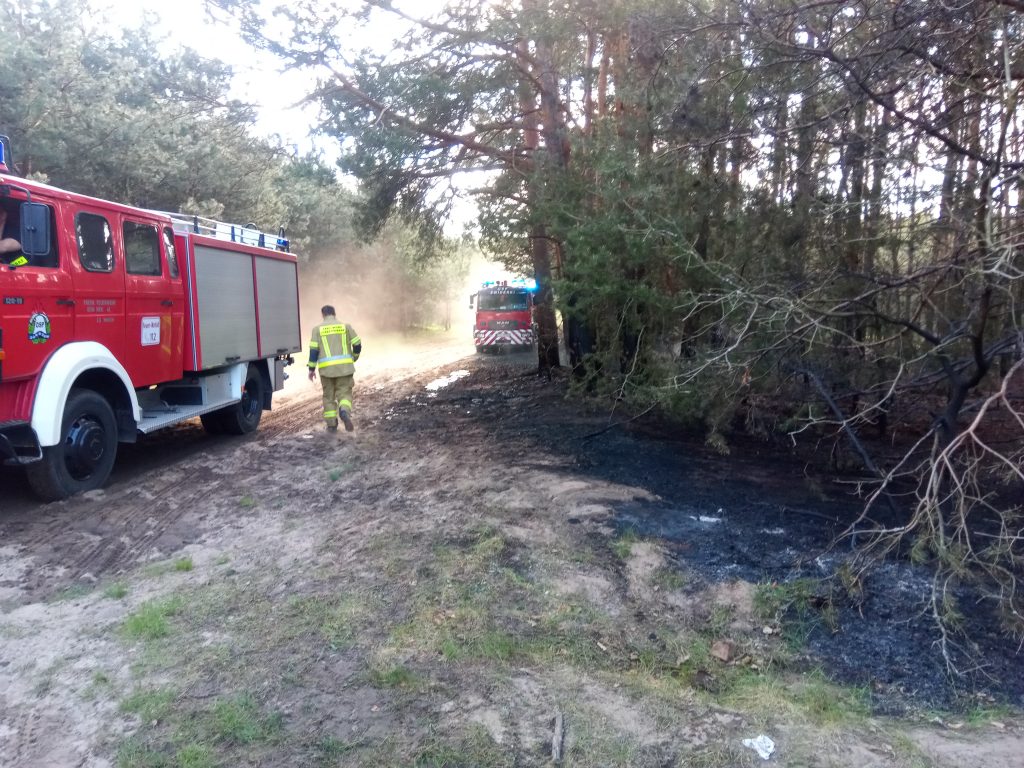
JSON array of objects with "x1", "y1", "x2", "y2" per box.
[
  {"x1": 57, "y1": 298, "x2": 75, "y2": 306},
  {"x1": 161, "y1": 300, "x2": 173, "y2": 307}
]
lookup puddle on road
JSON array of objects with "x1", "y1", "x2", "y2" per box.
[{"x1": 424, "y1": 370, "x2": 470, "y2": 396}]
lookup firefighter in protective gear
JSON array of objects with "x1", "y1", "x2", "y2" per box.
[{"x1": 308, "y1": 305, "x2": 361, "y2": 432}]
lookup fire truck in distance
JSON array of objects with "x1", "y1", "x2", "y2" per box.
[
  {"x1": 0, "y1": 139, "x2": 301, "y2": 501},
  {"x1": 469, "y1": 279, "x2": 536, "y2": 353}
]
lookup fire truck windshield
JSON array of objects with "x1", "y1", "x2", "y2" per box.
[{"x1": 478, "y1": 291, "x2": 529, "y2": 311}]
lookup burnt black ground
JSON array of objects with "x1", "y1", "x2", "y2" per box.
[{"x1": 420, "y1": 356, "x2": 1024, "y2": 715}]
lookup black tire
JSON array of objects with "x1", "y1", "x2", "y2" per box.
[
  {"x1": 218, "y1": 365, "x2": 265, "y2": 435},
  {"x1": 26, "y1": 389, "x2": 118, "y2": 502},
  {"x1": 199, "y1": 411, "x2": 225, "y2": 435}
]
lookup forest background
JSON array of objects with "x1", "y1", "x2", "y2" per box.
[{"x1": 2, "y1": 0, "x2": 1023, "y2": 646}]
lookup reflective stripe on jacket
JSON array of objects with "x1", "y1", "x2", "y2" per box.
[{"x1": 308, "y1": 315, "x2": 361, "y2": 377}]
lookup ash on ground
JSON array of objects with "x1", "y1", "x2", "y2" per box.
[{"x1": 425, "y1": 357, "x2": 1024, "y2": 714}]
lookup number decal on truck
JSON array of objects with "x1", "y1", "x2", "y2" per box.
[{"x1": 141, "y1": 316, "x2": 161, "y2": 346}]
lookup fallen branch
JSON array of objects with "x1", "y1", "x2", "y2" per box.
[
  {"x1": 551, "y1": 710, "x2": 565, "y2": 764},
  {"x1": 580, "y1": 404, "x2": 656, "y2": 440}
]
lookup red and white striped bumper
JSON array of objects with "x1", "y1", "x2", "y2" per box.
[{"x1": 475, "y1": 329, "x2": 534, "y2": 346}]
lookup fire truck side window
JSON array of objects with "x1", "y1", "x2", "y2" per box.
[
  {"x1": 163, "y1": 227, "x2": 179, "y2": 279},
  {"x1": 75, "y1": 212, "x2": 115, "y2": 273},
  {"x1": 0, "y1": 201, "x2": 59, "y2": 268},
  {"x1": 123, "y1": 221, "x2": 161, "y2": 276}
]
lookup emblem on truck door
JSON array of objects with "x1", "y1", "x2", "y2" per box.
[{"x1": 28, "y1": 311, "x2": 51, "y2": 343}]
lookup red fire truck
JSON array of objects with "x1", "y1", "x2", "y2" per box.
[
  {"x1": 0, "y1": 142, "x2": 301, "y2": 501},
  {"x1": 469, "y1": 280, "x2": 536, "y2": 353}
]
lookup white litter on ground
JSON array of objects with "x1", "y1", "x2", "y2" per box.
[{"x1": 742, "y1": 734, "x2": 776, "y2": 760}]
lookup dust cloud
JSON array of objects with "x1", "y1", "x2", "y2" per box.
[{"x1": 276, "y1": 251, "x2": 513, "y2": 402}]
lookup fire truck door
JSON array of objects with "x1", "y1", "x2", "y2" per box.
[
  {"x1": 121, "y1": 219, "x2": 183, "y2": 386},
  {"x1": 0, "y1": 200, "x2": 73, "y2": 383},
  {"x1": 70, "y1": 209, "x2": 126, "y2": 368}
]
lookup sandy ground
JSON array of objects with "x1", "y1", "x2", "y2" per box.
[{"x1": 0, "y1": 332, "x2": 1020, "y2": 767}]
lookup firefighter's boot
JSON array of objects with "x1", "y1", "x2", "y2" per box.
[{"x1": 340, "y1": 410, "x2": 354, "y2": 432}]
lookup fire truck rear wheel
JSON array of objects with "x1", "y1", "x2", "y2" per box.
[
  {"x1": 26, "y1": 389, "x2": 118, "y2": 502},
  {"x1": 219, "y1": 365, "x2": 264, "y2": 435}
]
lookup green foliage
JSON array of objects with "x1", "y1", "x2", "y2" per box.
[
  {"x1": 175, "y1": 745, "x2": 216, "y2": 768},
  {"x1": 209, "y1": 693, "x2": 281, "y2": 745},
  {"x1": 612, "y1": 530, "x2": 640, "y2": 560},
  {"x1": 104, "y1": 582, "x2": 130, "y2": 600},
  {"x1": 121, "y1": 687, "x2": 178, "y2": 723},
  {"x1": 49, "y1": 583, "x2": 94, "y2": 602},
  {"x1": 122, "y1": 597, "x2": 184, "y2": 640},
  {"x1": 368, "y1": 662, "x2": 421, "y2": 689},
  {"x1": 0, "y1": 1, "x2": 354, "y2": 255},
  {"x1": 413, "y1": 725, "x2": 514, "y2": 768}
]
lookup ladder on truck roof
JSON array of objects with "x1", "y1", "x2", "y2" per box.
[{"x1": 150, "y1": 210, "x2": 290, "y2": 253}]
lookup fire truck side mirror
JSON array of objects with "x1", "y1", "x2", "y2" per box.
[
  {"x1": 19, "y1": 201, "x2": 50, "y2": 257},
  {"x1": 468, "y1": 294, "x2": 474, "y2": 309}
]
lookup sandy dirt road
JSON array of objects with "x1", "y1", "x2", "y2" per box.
[
  {"x1": 0, "y1": 333, "x2": 1020, "y2": 768},
  {"x1": 0, "y1": 332, "x2": 475, "y2": 516}
]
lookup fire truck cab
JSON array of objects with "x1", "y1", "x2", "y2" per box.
[
  {"x1": 0, "y1": 144, "x2": 301, "y2": 501},
  {"x1": 469, "y1": 279, "x2": 537, "y2": 353}
]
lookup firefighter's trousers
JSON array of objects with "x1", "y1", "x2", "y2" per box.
[{"x1": 320, "y1": 373, "x2": 354, "y2": 427}]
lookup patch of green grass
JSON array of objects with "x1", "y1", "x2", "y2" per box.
[
  {"x1": 104, "y1": 582, "x2": 129, "y2": 600},
  {"x1": 289, "y1": 593, "x2": 373, "y2": 651},
  {"x1": 122, "y1": 597, "x2": 184, "y2": 641},
  {"x1": 753, "y1": 578, "x2": 830, "y2": 648},
  {"x1": 174, "y1": 558, "x2": 194, "y2": 572},
  {"x1": 652, "y1": 567, "x2": 687, "y2": 591},
  {"x1": 611, "y1": 530, "x2": 640, "y2": 560},
  {"x1": 50, "y1": 583, "x2": 94, "y2": 602},
  {"x1": 369, "y1": 662, "x2": 421, "y2": 690},
  {"x1": 440, "y1": 629, "x2": 523, "y2": 664},
  {"x1": 175, "y1": 744, "x2": 215, "y2": 768},
  {"x1": 315, "y1": 735, "x2": 365, "y2": 762},
  {"x1": 753, "y1": 578, "x2": 817, "y2": 622},
  {"x1": 722, "y1": 670, "x2": 870, "y2": 728},
  {"x1": 884, "y1": 731, "x2": 932, "y2": 767},
  {"x1": 413, "y1": 725, "x2": 514, "y2": 767},
  {"x1": 116, "y1": 739, "x2": 214, "y2": 768},
  {"x1": 208, "y1": 693, "x2": 282, "y2": 745},
  {"x1": 792, "y1": 672, "x2": 870, "y2": 725},
  {"x1": 705, "y1": 603, "x2": 736, "y2": 637},
  {"x1": 214, "y1": 554, "x2": 231, "y2": 566},
  {"x1": 142, "y1": 559, "x2": 187, "y2": 578},
  {"x1": 964, "y1": 702, "x2": 1017, "y2": 727},
  {"x1": 561, "y1": 706, "x2": 646, "y2": 767},
  {"x1": 238, "y1": 495, "x2": 256, "y2": 508},
  {"x1": 116, "y1": 738, "x2": 171, "y2": 768},
  {"x1": 678, "y1": 743, "x2": 759, "y2": 768},
  {"x1": 384, "y1": 529, "x2": 618, "y2": 673},
  {"x1": 121, "y1": 686, "x2": 178, "y2": 723}
]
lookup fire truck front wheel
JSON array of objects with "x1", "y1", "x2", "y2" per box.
[{"x1": 26, "y1": 389, "x2": 118, "y2": 502}]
